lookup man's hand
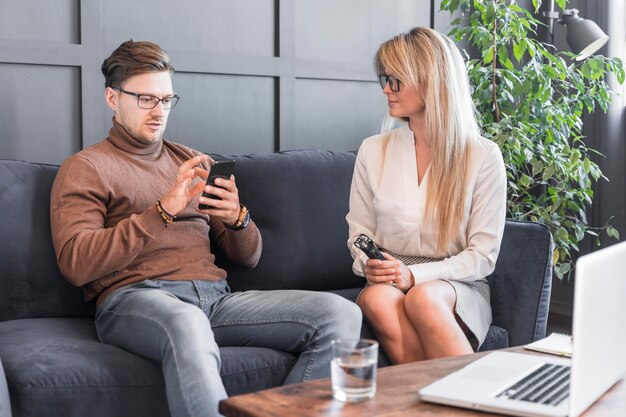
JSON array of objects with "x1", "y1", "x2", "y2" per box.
[
  {"x1": 196, "y1": 172, "x2": 241, "y2": 225},
  {"x1": 364, "y1": 252, "x2": 414, "y2": 292},
  {"x1": 159, "y1": 154, "x2": 210, "y2": 216}
]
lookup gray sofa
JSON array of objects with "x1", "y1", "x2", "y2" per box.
[{"x1": 0, "y1": 151, "x2": 553, "y2": 417}]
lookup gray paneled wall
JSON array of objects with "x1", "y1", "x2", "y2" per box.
[{"x1": 0, "y1": 0, "x2": 430, "y2": 165}]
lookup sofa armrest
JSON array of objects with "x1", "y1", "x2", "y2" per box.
[
  {"x1": 488, "y1": 220, "x2": 553, "y2": 347},
  {"x1": 0, "y1": 356, "x2": 11, "y2": 417}
]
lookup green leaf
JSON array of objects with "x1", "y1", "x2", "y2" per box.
[
  {"x1": 514, "y1": 43, "x2": 526, "y2": 63},
  {"x1": 442, "y1": 0, "x2": 460, "y2": 12},
  {"x1": 483, "y1": 48, "x2": 494, "y2": 64},
  {"x1": 569, "y1": 148, "x2": 581, "y2": 164},
  {"x1": 555, "y1": 262, "x2": 571, "y2": 278},
  {"x1": 555, "y1": 227, "x2": 569, "y2": 240},
  {"x1": 543, "y1": 165, "x2": 556, "y2": 181},
  {"x1": 498, "y1": 45, "x2": 509, "y2": 67},
  {"x1": 615, "y1": 59, "x2": 625, "y2": 84},
  {"x1": 555, "y1": 0, "x2": 567, "y2": 10},
  {"x1": 543, "y1": 65, "x2": 557, "y2": 79},
  {"x1": 532, "y1": 0, "x2": 540, "y2": 13}
]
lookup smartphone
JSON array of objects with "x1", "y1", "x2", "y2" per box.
[
  {"x1": 198, "y1": 160, "x2": 235, "y2": 210},
  {"x1": 354, "y1": 234, "x2": 386, "y2": 261}
]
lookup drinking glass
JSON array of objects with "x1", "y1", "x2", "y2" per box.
[{"x1": 330, "y1": 338, "x2": 378, "y2": 402}]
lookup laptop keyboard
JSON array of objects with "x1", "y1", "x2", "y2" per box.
[{"x1": 496, "y1": 363, "x2": 570, "y2": 406}]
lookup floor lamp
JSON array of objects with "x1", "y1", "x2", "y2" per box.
[{"x1": 543, "y1": 4, "x2": 609, "y2": 61}]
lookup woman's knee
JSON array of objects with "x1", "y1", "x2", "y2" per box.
[
  {"x1": 404, "y1": 281, "x2": 455, "y2": 319},
  {"x1": 358, "y1": 285, "x2": 402, "y2": 320},
  {"x1": 357, "y1": 287, "x2": 408, "y2": 345}
]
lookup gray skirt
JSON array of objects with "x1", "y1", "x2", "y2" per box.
[{"x1": 359, "y1": 249, "x2": 491, "y2": 351}]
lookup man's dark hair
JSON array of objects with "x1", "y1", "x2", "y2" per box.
[{"x1": 101, "y1": 40, "x2": 174, "y2": 88}]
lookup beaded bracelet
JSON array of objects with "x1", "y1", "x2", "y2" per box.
[{"x1": 155, "y1": 200, "x2": 176, "y2": 226}]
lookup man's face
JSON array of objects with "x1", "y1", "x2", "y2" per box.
[{"x1": 105, "y1": 71, "x2": 174, "y2": 143}]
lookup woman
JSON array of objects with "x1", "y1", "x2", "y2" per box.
[{"x1": 347, "y1": 27, "x2": 507, "y2": 364}]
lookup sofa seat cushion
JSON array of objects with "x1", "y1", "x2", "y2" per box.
[
  {"x1": 0, "y1": 318, "x2": 296, "y2": 417},
  {"x1": 478, "y1": 325, "x2": 509, "y2": 351},
  {"x1": 219, "y1": 347, "x2": 295, "y2": 396}
]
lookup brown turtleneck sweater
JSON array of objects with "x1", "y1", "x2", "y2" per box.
[{"x1": 50, "y1": 119, "x2": 262, "y2": 306}]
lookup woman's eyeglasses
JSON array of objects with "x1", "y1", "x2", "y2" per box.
[{"x1": 378, "y1": 74, "x2": 401, "y2": 92}]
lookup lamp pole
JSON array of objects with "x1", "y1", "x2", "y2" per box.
[{"x1": 543, "y1": 0, "x2": 560, "y2": 43}]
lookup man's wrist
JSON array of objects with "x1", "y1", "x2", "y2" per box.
[
  {"x1": 224, "y1": 205, "x2": 250, "y2": 231},
  {"x1": 156, "y1": 200, "x2": 176, "y2": 226},
  {"x1": 159, "y1": 198, "x2": 177, "y2": 217}
]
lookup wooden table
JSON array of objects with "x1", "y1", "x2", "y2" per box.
[{"x1": 219, "y1": 347, "x2": 625, "y2": 417}]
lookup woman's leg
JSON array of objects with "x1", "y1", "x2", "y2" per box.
[
  {"x1": 357, "y1": 284, "x2": 426, "y2": 364},
  {"x1": 403, "y1": 280, "x2": 473, "y2": 359}
]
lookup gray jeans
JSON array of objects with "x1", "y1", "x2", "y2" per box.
[{"x1": 95, "y1": 279, "x2": 362, "y2": 417}]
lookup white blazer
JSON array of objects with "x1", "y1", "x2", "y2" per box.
[{"x1": 346, "y1": 124, "x2": 507, "y2": 284}]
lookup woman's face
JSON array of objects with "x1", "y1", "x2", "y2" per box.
[{"x1": 382, "y1": 68, "x2": 424, "y2": 120}]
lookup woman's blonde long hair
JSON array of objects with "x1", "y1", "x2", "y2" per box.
[{"x1": 374, "y1": 27, "x2": 481, "y2": 254}]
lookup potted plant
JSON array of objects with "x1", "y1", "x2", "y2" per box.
[{"x1": 440, "y1": 0, "x2": 624, "y2": 280}]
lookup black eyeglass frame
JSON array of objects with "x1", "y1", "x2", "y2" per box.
[
  {"x1": 113, "y1": 88, "x2": 180, "y2": 110},
  {"x1": 378, "y1": 73, "x2": 401, "y2": 92}
]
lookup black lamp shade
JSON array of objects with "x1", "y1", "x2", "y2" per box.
[{"x1": 560, "y1": 10, "x2": 609, "y2": 61}]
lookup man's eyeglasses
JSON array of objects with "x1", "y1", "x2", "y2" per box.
[
  {"x1": 114, "y1": 88, "x2": 180, "y2": 110},
  {"x1": 378, "y1": 74, "x2": 401, "y2": 92}
]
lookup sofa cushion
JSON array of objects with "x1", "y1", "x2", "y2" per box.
[
  {"x1": 220, "y1": 347, "x2": 296, "y2": 396},
  {"x1": 0, "y1": 318, "x2": 296, "y2": 417},
  {"x1": 488, "y1": 220, "x2": 552, "y2": 346},
  {"x1": 478, "y1": 326, "x2": 509, "y2": 351},
  {"x1": 213, "y1": 150, "x2": 363, "y2": 292},
  {"x1": 0, "y1": 160, "x2": 94, "y2": 322}
]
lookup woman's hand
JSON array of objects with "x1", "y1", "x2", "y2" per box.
[{"x1": 364, "y1": 252, "x2": 414, "y2": 292}]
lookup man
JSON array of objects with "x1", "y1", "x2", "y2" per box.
[{"x1": 50, "y1": 40, "x2": 362, "y2": 417}]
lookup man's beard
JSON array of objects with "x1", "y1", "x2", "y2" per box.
[{"x1": 122, "y1": 117, "x2": 164, "y2": 144}]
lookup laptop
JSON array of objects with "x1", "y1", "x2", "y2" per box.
[{"x1": 419, "y1": 241, "x2": 626, "y2": 417}]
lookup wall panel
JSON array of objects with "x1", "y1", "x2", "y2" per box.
[
  {"x1": 166, "y1": 73, "x2": 275, "y2": 155},
  {"x1": 0, "y1": 0, "x2": 433, "y2": 163},
  {"x1": 295, "y1": 0, "x2": 428, "y2": 64},
  {"x1": 0, "y1": 0, "x2": 79, "y2": 43},
  {"x1": 101, "y1": 0, "x2": 275, "y2": 57},
  {"x1": 0, "y1": 63, "x2": 81, "y2": 164},
  {"x1": 294, "y1": 78, "x2": 384, "y2": 151}
]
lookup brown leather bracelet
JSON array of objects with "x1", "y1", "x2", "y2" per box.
[{"x1": 156, "y1": 200, "x2": 176, "y2": 226}]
